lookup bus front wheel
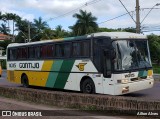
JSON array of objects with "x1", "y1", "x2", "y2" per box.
[
  {"x1": 81, "y1": 79, "x2": 95, "y2": 94},
  {"x1": 21, "y1": 75, "x2": 29, "y2": 88}
]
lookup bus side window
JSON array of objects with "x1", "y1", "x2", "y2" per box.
[
  {"x1": 9, "y1": 49, "x2": 17, "y2": 60},
  {"x1": 64, "y1": 43, "x2": 71, "y2": 58},
  {"x1": 35, "y1": 46, "x2": 40, "y2": 58},
  {"x1": 29, "y1": 47, "x2": 35, "y2": 59},
  {"x1": 82, "y1": 41, "x2": 90, "y2": 57},
  {"x1": 72, "y1": 42, "x2": 81, "y2": 57},
  {"x1": 17, "y1": 47, "x2": 27, "y2": 60},
  {"x1": 55, "y1": 44, "x2": 63, "y2": 58},
  {"x1": 47, "y1": 45, "x2": 54, "y2": 58},
  {"x1": 41, "y1": 45, "x2": 47, "y2": 58}
]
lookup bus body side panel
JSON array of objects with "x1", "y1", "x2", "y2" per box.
[
  {"x1": 102, "y1": 74, "x2": 116, "y2": 95},
  {"x1": 7, "y1": 70, "x2": 19, "y2": 83},
  {"x1": 7, "y1": 59, "x2": 104, "y2": 94},
  {"x1": 63, "y1": 60, "x2": 104, "y2": 94},
  {"x1": 7, "y1": 61, "x2": 46, "y2": 86}
]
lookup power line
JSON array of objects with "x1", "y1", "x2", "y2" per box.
[
  {"x1": 141, "y1": 3, "x2": 160, "y2": 24},
  {"x1": 118, "y1": 0, "x2": 136, "y2": 23},
  {"x1": 98, "y1": 7, "x2": 160, "y2": 25},
  {"x1": 98, "y1": 12, "x2": 133, "y2": 24},
  {"x1": 46, "y1": 0, "x2": 102, "y2": 22},
  {"x1": 141, "y1": 8, "x2": 160, "y2": 10},
  {"x1": 143, "y1": 25, "x2": 160, "y2": 28},
  {"x1": 141, "y1": 23, "x2": 160, "y2": 32},
  {"x1": 142, "y1": 29, "x2": 160, "y2": 32}
]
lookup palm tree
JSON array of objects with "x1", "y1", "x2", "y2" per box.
[
  {"x1": 41, "y1": 28, "x2": 55, "y2": 40},
  {"x1": 33, "y1": 17, "x2": 49, "y2": 41},
  {"x1": 33, "y1": 17, "x2": 48, "y2": 33},
  {"x1": 10, "y1": 14, "x2": 20, "y2": 42},
  {"x1": 54, "y1": 25, "x2": 65, "y2": 38},
  {"x1": 0, "y1": 12, "x2": 2, "y2": 20},
  {"x1": 0, "y1": 23, "x2": 10, "y2": 35},
  {"x1": 71, "y1": 10, "x2": 98, "y2": 36},
  {"x1": 15, "y1": 19, "x2": 36, "y2": 42},
  {"x1": 2, "y1": 13, "x2": 13, "y2": 33}
]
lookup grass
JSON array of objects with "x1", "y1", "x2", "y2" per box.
[{"x1": 152, "y1": 64, "x2": 160, "y2": 74}]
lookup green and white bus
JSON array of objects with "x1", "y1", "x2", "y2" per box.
[{"x1": 7, "y1": 32, "x2": 154, "y2": 95}]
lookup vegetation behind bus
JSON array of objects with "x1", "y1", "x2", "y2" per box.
[{"x1": 0, "y1": 10, "x2": 160, "y2": 72}]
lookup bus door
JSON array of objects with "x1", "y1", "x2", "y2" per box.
[{"x1": 102, "y1": 49, "x2": 114, "y2": 94}]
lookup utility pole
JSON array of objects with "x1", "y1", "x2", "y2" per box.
[
  {"x1": 12, "y1": 20, "x2": 15, "y2": 42},
  {"x1": 136, "y1": 0, "x2": 140, "y2": 33},
  {"x1": 28, "y1": 21, "x2": 31, "y2": 42}
]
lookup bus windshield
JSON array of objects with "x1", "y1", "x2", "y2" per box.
[{"x1": 112, "y1": 39, "x2": 152, "y2": 71}]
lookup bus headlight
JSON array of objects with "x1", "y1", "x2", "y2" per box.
[
  {"x1": 148, "y1": 75, "x2": 153, "y2": 79},
  {"x1": 117, "y1": 79, "x2": 129, "y2": 84},
  {"x1": 122, "y1": 86, "x2": 129, "y2": 93}
]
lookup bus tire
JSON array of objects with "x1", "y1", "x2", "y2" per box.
[
  {"x1": 81, "y1": 78, "x2": 95, "y2": 94},
  {"x1": 21, "y1": 75, "x2": 29, "y2": 88}
]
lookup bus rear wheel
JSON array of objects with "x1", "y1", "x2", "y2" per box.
[
  {"x1": 21, "y1": 75, "x2": 29, "y2": 88},
  {"x1": 82, "y1": 79, "x2": 95, "y2": 94}
]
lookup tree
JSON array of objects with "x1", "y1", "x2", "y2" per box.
[
  {"x1": 122, "y1": 27, "x2": 136, "y2": 33},
  {"x1": 148, "y1": 35, "x2": 160, "y2": 65},
  {"x1": 0, "y1": 40, "x2": 11, "y2": 49},
  {"x1": 33, "y1": 17, "x2": 49, "y2": 41},
  {"x1": 15, "y1": 19, "x2": 36, "y2": 42},
  {"x1": 2, "y1": 13, "x2": 14, "y2": 33},
  {"x1": 15, "y1": 19, "x2": 29, "y2": 42},
  {"x1": 40, "y1": 28, "x2": 55, "y2": 40},
  {"x1": 54, "y1": 25, "x2": 71, "y2": 38},
  {"x1": 98, "y1": 27, "x2": 117, "y2": 32},
  {"x1": 33, "y1": 17, "x2": 48, "y2": 32},
  {"x1": 11, "y1": 14, "x2": 21, "y2": 41},
  {"x1": 0, "y1": 12, "x2": 2, "y2": 20},
  {"x1": 1, "y1": 13, "x2": 21, "y2": 42},
  {"x1": 70, "y1": 10, "x2": 98, "y2": 36},
  {"x1": 55, "y1": 25, "x2": 63, "y2": 38},
  {"x1": 0, "y1": 23, "x2": 10, "y2": 35}
]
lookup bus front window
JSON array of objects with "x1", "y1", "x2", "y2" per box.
[{"x1": 112, "y1": 40, "x2": 152, "y2": 71}]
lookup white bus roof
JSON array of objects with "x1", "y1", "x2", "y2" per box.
[
  {"x1": 8, "y1": 32, "x2": 147, "y2": 48},
  {"x1": 91, "y1": 32, "x2": 146, "y2": 39}
]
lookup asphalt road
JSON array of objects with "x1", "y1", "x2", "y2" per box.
[
  {"x1": 0, "y1": 70, "x2": 160, "y2": 100},
  {"x1": 0, "y1": 70, "x2": 21, "y2": 87}
]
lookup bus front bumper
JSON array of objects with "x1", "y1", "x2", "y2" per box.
[{"x1": 114, "y1": 78, "x2": 154, "y2": 95}]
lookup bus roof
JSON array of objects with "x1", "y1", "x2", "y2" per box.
[
  {"x1": 8, "y1": 32, "x2": 146, "y2": 48},
  {"x1": 92, "y1": 32, "x2": 146, "y2": 39}
]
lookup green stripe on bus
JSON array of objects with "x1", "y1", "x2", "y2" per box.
[
  {"x1": 143, "y1": 71, "x2": 148, "y2": 76},
  {"x1": 138, "y1": 71, "x2": 148, "y2": 77},
  {"x1": 64, "y1": 37, "x2": 75, "y2": 41},
  {"x1": 64, "y1": 36, "x2": 87, "y2": 41},
  {"x1": 53, "y1": 60, "x2": 75, "y2": 89},
  {"x1": 45, "y1": 60, "x2": 63, "y2": 88}
]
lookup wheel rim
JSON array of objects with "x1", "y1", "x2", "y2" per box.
[{"x1": 85, "y1": 83, "x2": 92, "y2": 93}]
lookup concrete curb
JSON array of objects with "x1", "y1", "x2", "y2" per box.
[{"x1": 0, "y1": 86, "x2": 160, "y2": 117}]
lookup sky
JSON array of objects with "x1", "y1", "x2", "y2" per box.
[{"x1": 0, "y1": 0, "x2": 160, "y2": 35}]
